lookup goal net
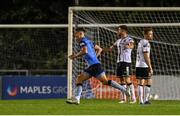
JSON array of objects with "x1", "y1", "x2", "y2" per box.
[{"x1": 68, "y1": 7, "x2": 180, "y2": 100}]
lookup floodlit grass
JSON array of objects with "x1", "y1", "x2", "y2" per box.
[{"x1": 0, "y1": 99, "x2": 180, "y2": 115}]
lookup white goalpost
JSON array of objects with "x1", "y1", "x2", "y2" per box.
[{"x1": 68, "y1": 7, "x2": 180, "y2": 100}]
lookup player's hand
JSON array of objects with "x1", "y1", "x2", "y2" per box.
[
  {"x1": 125, "y1": 43, "x2": 131, "y2": 49},
  {"x1": 148, "y1": 68, "x2": 153, "y2": 77},
  {"x1": 68, "y1": 53, "x2": 76, "y2": 60}
]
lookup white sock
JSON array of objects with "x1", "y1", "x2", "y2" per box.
[
  {"x1": 121, "y1": 84, "x2": 126, "y2": 101},
  {"x1": 138, "y1": 85, "x2": 144, "y2": 103},
  {"x1": 130, "y1": 84, "x2": 136, "y2": 101},
  {"x1": 144, "y1": 85, "x2": 151, "y2": 102},
  {"x1": 109, "y1": 80, "x2": 126, "y2": 92},
  {"x1": 75, "y1": 85, "x2": 82, "y2": 101}
]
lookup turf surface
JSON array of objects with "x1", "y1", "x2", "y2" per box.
[{"x1": 0, "y1": 99, "x2": 180, "y2": 115}]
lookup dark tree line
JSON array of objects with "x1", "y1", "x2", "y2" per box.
[
  {"x1": 0, "y1": 0, "x2": 70, "y2": 24},
  {"x1": 0, "y1": 0, "x2": 70, "y2": 69},
  {"x1": 0, "y1": 0, "x2": 179, "y2": 24},
  {"x1": 0, "y1": 0, "x2": 179, "y2": 70}
]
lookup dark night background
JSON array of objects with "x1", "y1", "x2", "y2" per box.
[
  {"x1": 0, "y1": 0, "x2": 179, "y2": 74},
  {"x1": 0, "y1": 0, "x2": 179, "y2": 24}
]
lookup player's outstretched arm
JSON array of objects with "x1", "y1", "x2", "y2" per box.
[
  {"x1": 103, "y1": 45, "x2": 115, "y2": 52},
  {"x1": 103, "y1": 40, "x2": 117, "y2": 52}
]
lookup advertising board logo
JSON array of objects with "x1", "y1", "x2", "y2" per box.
[{"x1": 7, "y1": 85, "x2": 18, "y2": 96}]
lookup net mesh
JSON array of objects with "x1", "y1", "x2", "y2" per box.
[{"x1": 70, "y1": 8, "x2": 180, "y2": 100}]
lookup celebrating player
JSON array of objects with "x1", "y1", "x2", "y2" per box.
[
  {"x1": 66, "y1": 27, "x2": 130, "y2": 105},
  {"x1": 103, "y1": 25, "x2": 136, "y2": 103}
]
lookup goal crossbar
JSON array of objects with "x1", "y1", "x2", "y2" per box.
[
  {"x1": 69, "y1": 7, "x2": 180, "y2": 11},
  {"x1": 0, "y1": 23, "x2": 180, "y2": 29}
]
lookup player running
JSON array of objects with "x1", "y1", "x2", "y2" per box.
[{"x1": 66, "y1": 27, "x2": 130, "y2": 105}]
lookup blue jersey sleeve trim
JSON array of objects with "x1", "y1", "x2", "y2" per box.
[{"x1": 79, "y1": 41, "x2": 87, "y2": 48}]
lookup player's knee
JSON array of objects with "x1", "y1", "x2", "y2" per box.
[
  {"x1": 107, "y1": 80, "x2": 112, "y2": 85},
  {"x1": 121, "y1": 81, "x2": 126, "y2": 84},
  {"x1": 147, "y1": 79, "x2": 152, "y2": 85},
  {"x1": 76, "y1": 75, "x2": 84, "y2": 83},
  {"x1": 99, "y1": 78, "x2": 109, "y2": 85},
  {"x1": 126, "y1": 77, "x2": 131, "y2": 83},
  {"x1": 126, "y1": 80, "x2": 131, "y2": 84},
  {"x1": 102, "y1": 80, "x2": 109, "y2": 85},
  {"x1": 139, "y1": 82, "x2": 144, "y2": 86},
  {"x1": 138, "y1": 79, "x2": 144, "y2": 85}
]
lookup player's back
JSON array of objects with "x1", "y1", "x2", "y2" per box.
[{"x1": 80, "y1": 37, "x2": 100, "y2": 66}]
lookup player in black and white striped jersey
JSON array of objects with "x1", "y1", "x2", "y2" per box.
[{"x1": 104, "y1": 25, "x2": 136, "y2": 104}]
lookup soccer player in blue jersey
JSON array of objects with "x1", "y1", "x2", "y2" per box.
[{"x1": 66, "y1": 28, "x2": 130, "y2": 105}]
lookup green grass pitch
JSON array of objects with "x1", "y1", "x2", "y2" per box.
[{"x1": 0, "y1": 99, "x2": 180, "y2": 115}]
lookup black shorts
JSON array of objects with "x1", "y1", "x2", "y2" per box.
[
  {"x1": 84, "y1": 63, "x2": 105, "y2": 77},
  {"x1": 116, "y1": 62, "x2": 132, "y2": 78},
  {"x1": 136, "y1": 67, "x2": 150, "y2": 79}
]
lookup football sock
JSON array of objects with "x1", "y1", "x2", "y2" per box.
[
  {"x1": 128, "y1": 83, "x2": 136, "y2": 101},
  {"x1": 75, "y1": 83, "x2": 83, "y2": 101},
  {"x1": 138, "y1": 84, "x2": 144, "y2": 103},
  {"x1": 108, "y1": 80, "x2": 126, "y2": 92},
  {"x1": 144, "y1": 85, "x2": 151, "y2": 102},
  {"x1": 120, "y1": 84, "x2": 126, "y2": 101}
]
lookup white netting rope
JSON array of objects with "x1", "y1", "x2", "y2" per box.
[{"x1": 70, "y1": 8, "x2": 180, "y2": 99}]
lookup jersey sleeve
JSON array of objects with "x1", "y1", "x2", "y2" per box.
[
  {"x1": 142, "y1": 41, "x2": 150, "y2": 53},
  {"x1": 92, "y1": 41, "x2": 96, "y2": 47},
  {"x1": 79, "y1": 41, "x2": 87, "y2": 48},
  {"x1": 125, "y1": 37, "x2": 134, "y2": 45},
  {"x1": 128, "y1": 38, "x2": 134, "y2": 43}
]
